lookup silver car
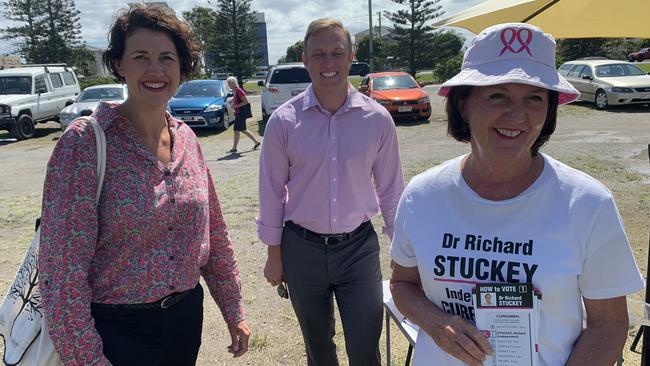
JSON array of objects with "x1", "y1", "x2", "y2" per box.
[
  {"x1": 59, "y1": 84, "x2": 127, "y2": 130},
  {"x1": 558, "y1": 59, "x2": 650, "y2": 110}
]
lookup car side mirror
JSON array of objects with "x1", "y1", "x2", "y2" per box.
[
  {"x1": 582, "y1": 75, "x2": 593, "y2": 80},
  {"x1": 359, "y1": 85, "x2": 369, "y2": 93},
  {"x1": 65, "y1": 100, "x2": 74, "y2": 107},
  {"x1": 227, "y1": 92, "x2": 233, "y2": 97},
  {"x1": 258, "y1": 80, "x2": 265, "y2": 87},
  {"x1": 37, "y1": 87, "x2": 47, "y2": 94}
]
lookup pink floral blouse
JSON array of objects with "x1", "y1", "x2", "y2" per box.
[{"x1": 39, "y1": 102, "x2": 244, "y2": 366}]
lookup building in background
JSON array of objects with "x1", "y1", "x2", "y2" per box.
[
  {"x1": 0, "y1": 55, "x2": 21, "y2": 69},
  {"x1": 354, "y1": 26, "x2": 393, "y2": 48},
  {"x1": 84, "y1": 45, "x2": 110, "y2": 77},
  {"x1": 254, "y1": 11, "x2": 269, "y2": 68}
]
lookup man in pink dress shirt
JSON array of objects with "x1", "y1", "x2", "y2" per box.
[{"x1": 258, "y1": 18, "x2": 404, "y2": 366}]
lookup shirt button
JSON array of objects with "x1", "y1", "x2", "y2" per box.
[
  {"x1": 168, "y1": 226, "x2": 173, "y2": 231},
  {"x1": 333, "y1": 178, "x2": 336, "y2": 181},
  {"x1": 332, "y1": 157, "x2": 336, "y2": 161},
  {"x1": 332, "y1": 198, "x2": 337, "y2": 202},
  {"x1": 164, "y1": 169, "x2": 171, "y2": 176},
  {"x1": 169, "y1": 255, "x2": 175, "y2": 260},
  {"x1": 333, "y1": 219, "x2": 337, "y2": 222}
]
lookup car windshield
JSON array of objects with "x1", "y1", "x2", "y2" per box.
[
  {"x1": 270, "y1": 68, "x2": 311, "y2": 84},
  {"x1": 175, "y1": 83, "x2": 224, "y2": 97},
  {"x1": 77, "y1": 87, "x2": 125, "y2": 102},
  {"x1": 595, "y1": 64, "x2": 646, "y2": 77},
  {"x1": 0, "y1": 76, "x2": 31, "y2": 95},
  {"x1": 373, "y1": 75, "x2": 418, "y2": 90}
]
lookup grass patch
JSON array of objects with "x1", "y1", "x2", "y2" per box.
[
  {"x1": 636, "y1": 63, "x2": 650, "y2": 73},
  {"x1": 249, "y1": 334, "x2": 270, "y2": 350}
]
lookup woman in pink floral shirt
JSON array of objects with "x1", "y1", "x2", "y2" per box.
[{"x1": 38, "y1": 5, "x2": 250, "y2": 365}]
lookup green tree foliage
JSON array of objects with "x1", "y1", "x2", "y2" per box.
[
  {"x1": 356, "y1": 36, "x2": 388, "y2": 70},
  {"x1": 1, "y1": 0, "x2": 45, "y2": 62},
  {"x1": 183, "y1": 7, "x2": 218, "y2": 70},
  {"x1": 281, "y1": 40, "x2": 303, "y2": 63},
  {"x1": 430, "y1": 30, "x2": 463, "y2": 65},
  {"x1": 211, "y1": 0, "x2": 258, "y2": 83},
  {"x1": 556, "y1": 38, "x2": 650, "y2": 64},
  {"x1": 384, "y1": 0, "x2": 444, "y2": 76},
  {"x1": 433, "y1": 53, "x2": 462, "y2": 83},
  {"x1": 1, "y1": 0, "x2": 85, "y2": 69}
]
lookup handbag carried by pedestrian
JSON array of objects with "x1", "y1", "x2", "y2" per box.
[
  {"x1": 0, "y1": 117, "x2": 106, "y2": 366},
  {"x1": 240, "y1": 103, "x2": 253, "y2": 119}
]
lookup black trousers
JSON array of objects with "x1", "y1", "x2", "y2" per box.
[
  {"x1": 90, "y1": 283, "x2": 204, "y2": 366},
  {"x1": 282, "y1": 222, "x2": 383, "y2": 366}
]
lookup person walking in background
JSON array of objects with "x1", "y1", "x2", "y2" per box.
[
  {"x1": 389, "y1": 23, "x2": 644, "y2": 366},
  {"x1": 227, "y1": 76, "x2": 260, "y2": 153},
  {"x1": 258, "y1": 18, "x2": 404, "y2": 366},
  {"x1": 38, "y1": 5, "x2": 250, "y2": 365}
]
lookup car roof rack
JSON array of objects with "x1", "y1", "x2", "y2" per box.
[{"x1": 16, "y1": 63, "x2": 70, "y2": 73}]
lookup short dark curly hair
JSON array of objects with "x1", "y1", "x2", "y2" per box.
[
  {"x1": 103, "y1": 5, "x2": 202, "y2": 82},
  {"x1": 445, "y1": 85, "x2": 559, "y2": 156}
]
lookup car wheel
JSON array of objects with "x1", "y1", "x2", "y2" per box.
[
  {"x1": 11, "y1": 114, "x2": 36, "y2": 140},
  {"x1": 594, "y1": 89, "x2": 608, "y2": 110}
]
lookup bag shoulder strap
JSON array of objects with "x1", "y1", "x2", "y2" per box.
[{"x1": 80, "y1": 116, "x2": 106, "y2": 205}]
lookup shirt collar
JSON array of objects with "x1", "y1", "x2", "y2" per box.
[{"x1": 302, "y1": 84, "x2": 368, "y2": 113}]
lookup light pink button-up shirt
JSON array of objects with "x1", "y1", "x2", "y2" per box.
[{"x1": 258, "y1": 85, "x2": 404, "y2": 245}]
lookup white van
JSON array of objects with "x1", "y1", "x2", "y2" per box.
[{"x1": 0, "y1": 64, "x2": 80, "y2": 139}]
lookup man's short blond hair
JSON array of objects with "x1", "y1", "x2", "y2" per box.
[{"x1": 303, "y1": 18, "x2": 353, "y2": 54}]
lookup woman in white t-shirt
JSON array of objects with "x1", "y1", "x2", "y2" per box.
[{"x1": 389, "y1": 23, "x2": 645, "y2": 366}]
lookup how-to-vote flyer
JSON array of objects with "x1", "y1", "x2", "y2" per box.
[{"x1": 473, "y1": 283, "x2": 541, "y2": 366}]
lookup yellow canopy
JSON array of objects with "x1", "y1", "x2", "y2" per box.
[{"x1": 432, "y1": 0, "x2": 650, "y2": 39}]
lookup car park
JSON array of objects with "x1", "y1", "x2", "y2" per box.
[
  {"x1": 627, "y1": 48, "x2": 650, "y2": 62},
  {"x1": 358, "y1": 71, "x2": 431, "y2": 120},
  {"x1": 0, "y1": 64, "x2": 80, "y2": 139},
  {"x1": 258, "y1": 63, "x2": 311, "y2": 122},
  {"x1": 59, "y1": 84, "x2": 127, "y2": 131},
  {"x1": 349, "y1": 62, "x2": 371, "y2": 76},
  {"x1": 558, "y1": 59, "x2": 650, "y2": 110},
  {"x1": 167, "y1": 79, "x2": 234, "y2": 130}
]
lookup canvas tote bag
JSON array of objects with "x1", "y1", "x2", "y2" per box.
[{"x1": 0, "y1": 117, "x2": 106, "y2": 366}]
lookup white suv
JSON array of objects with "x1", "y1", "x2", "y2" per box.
[
  {"x1": 258, "y1": 63, "x2": 311, "y2": 122},
  {"x1": 0, "y1": 64, "x2": 80, "y2": 139}
]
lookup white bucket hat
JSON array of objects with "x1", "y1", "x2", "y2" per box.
[{"x1": 438, "y1": 23, "x2": 580, "y2": 105}]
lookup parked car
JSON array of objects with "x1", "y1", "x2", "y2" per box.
[
  {"x1": 59, "y1": 84, "x2": 127, "y2": 131},
  {"x1": 253, "y1": 71, "x2": 268, "y2": 79},
  {"x1": 167, "y1": 79, "x2": 234, "y2": 130},
  {"x1": 0, "y1": 64, "x2": 80, "y2": 139},
  {"x1": 558, "y1": 59, "x2": 650, "y2": 110},
  {"x1": 627, "y1": 48, "x2": 650, "y2": 62},
  {"x1": 349, "y1": 62, "x2": 371, "y2": 76},
  {"x1": 358, "y1": 71, "x2": 431, "y2": 120},
  {"x1": 258, "y1": 63, "x2": 311, "y2": 122}
]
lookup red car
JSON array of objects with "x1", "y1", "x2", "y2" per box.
[
  {"x1": 627, "y1": 47, "x2": 650, "y2": 62},
  {"x1": 358, "y1": 72, "x2": 431, "y2": 121}
]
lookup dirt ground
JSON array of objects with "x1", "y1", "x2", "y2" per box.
[{"x1": 0, "y1": 90, "x2": 649, "y2": 365}]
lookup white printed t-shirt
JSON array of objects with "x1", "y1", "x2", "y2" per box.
[{"x1": 390, "y1": 154, "x2": 644, "y2": 366}]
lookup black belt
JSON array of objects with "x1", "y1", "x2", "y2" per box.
[
  {"x1": 91, "y1": 288, "x2": 192, "y2": 310},
  {"x1": 285, "y1": 220, "x2": 372, "y2": 245}
]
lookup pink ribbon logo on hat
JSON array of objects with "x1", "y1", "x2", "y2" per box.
[{"x1": 499, "y1": 28, "x2": 533, "y2": 56}]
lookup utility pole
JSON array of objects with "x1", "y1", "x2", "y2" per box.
[{"x1": 368, "y1": 0, "x2": 374, "y2": 71}]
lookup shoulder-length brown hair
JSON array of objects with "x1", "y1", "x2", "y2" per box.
[
  {"x1": 103, "y1": 5, "x2": 202, "y2": 82},
  {"x1": 445, "y1": 85, "x2": 559, "y2": 156}
]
